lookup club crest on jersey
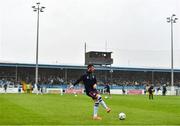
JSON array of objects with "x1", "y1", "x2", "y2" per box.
[{"x1": 87, "y1": 75, "x2": 94, "y2": 79}]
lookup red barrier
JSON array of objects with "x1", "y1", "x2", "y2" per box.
[
  {"x1": 65, "y1": 89, "x2": 83, "y2": 94},
  {"x1": 127, "y1": 90, "x2": 143, "y2": 95}
]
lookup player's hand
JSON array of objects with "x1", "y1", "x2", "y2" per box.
[
  {"x1": 93, "y1": 84, "x2": 97, "y2": 89},
  {"x1": 69, "y1": 85, "x2": 74, "y2": 89}
]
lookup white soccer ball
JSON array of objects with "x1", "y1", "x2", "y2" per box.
[
  {"x1": 104, "y1": 96, "x2": 108, "y2": 99},
  {"x1": 119, "y1": 112, "x2": 126, "y2": 120}
]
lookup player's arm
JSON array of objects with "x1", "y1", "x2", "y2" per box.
[
  {"x1": 73, "y1": 75, "x2": 83, "y2": 86},
  {"x1": 93, "y1": 77, "x2": 97, "y2": 89}
]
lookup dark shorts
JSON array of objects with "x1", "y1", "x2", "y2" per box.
[
  {"x1": 149, "y1": 91, "x2": 153, "y2": 95},
  {"x1": 106, "y1": 89, "x2": 110, "y2": 93},
  {"x1": 87, "y1": 90, "x2": 99, "y2": 100}
]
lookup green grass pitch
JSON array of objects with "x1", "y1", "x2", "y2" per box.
[{"x1": 0, "y1": 93, "x2": 180, "y2": 125}]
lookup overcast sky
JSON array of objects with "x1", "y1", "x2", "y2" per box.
[{"x1": 0, "y1": 0, "x2": 180, "y2": 68}]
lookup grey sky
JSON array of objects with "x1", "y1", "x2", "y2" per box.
[{"x1": 0, "y1": 0, "x2": 180, "y2": 68}]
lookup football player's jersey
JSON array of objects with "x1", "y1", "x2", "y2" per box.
[{"x1": 74, "y1": 71, "x2": 97, "y2": 94}]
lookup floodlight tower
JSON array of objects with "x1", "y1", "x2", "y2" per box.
[
  {"x1": 32, "y1": 3, "x2": 45, "y2": 86},
  {"x1": 166, "y1": 14, "x2": 178, "y2": 94}
]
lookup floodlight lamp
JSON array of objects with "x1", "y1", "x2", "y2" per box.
[{"x1": 167, "y1": 17, "x2": 171, "y2": 23}]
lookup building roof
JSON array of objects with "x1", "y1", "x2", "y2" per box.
[{"x1": 0, "y1": 62, "x2": 180, "y2": 72}]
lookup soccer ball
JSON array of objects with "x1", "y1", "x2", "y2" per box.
[
  {"x1": 104, "y1": 96, "x2": 108, "y2": 99},
  {"x1": 119, "y1": 112, "x2": 126, "y2": 120}
]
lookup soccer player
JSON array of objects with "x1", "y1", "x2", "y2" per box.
[
  {"x1": 148, "y1": 84, "x2": 154, "y2": 100},
  {"x1": 3, "y1": 83, "x2": 7, "y2": 93},
  {"x1": 104, "y1": 82, "x2": 111, "y2": 98},
  {"x1": 73, "y1": 64, "x2": 111, "y2": 120},
  {"x1": 162, "y1": 84, "x2": 167, "y2": 96}
]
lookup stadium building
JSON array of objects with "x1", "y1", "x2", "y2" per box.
[{"x1": 0, "y1": 62, "x2": 180, "y2": 95}]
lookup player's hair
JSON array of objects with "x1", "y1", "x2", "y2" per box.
[{"x1": 87, "y1": 64, "x2": 94, "y2": 69}]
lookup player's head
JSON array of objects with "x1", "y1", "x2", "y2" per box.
[{"x1": 87, "y1": 64, "x2": 95, "y2": 72}]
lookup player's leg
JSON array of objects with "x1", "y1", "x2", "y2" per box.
[
  {"x1": 108, "y1": 90, "x2": 111, "y2": 97},
  {"x1": 149, "y1": 93, "x2": 153, "y2": 100},
  {"x1": 88, "y1": 91, "x2": 102, "y2": 120},
  {"x1": 92, "y1": 100, "x2": 102, "y2": 120},
  {"x1": 93, "y1": 101, "x2": 99, "y2": 117},
  {"x1": 96, "y1": 94, "x2": 111, "y2": 113}
]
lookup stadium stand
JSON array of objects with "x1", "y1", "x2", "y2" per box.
[{"x1": 0, "y1": 62, "x2": 180, "y2": 94}]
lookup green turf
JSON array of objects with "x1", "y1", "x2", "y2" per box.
[{"x1": 0, "y1": 93, "x2": 180, "y2": 125}]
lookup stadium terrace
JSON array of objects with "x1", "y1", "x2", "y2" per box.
[{"x1": 0, "y1": 62, "x2": 180, "y2": 95}]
